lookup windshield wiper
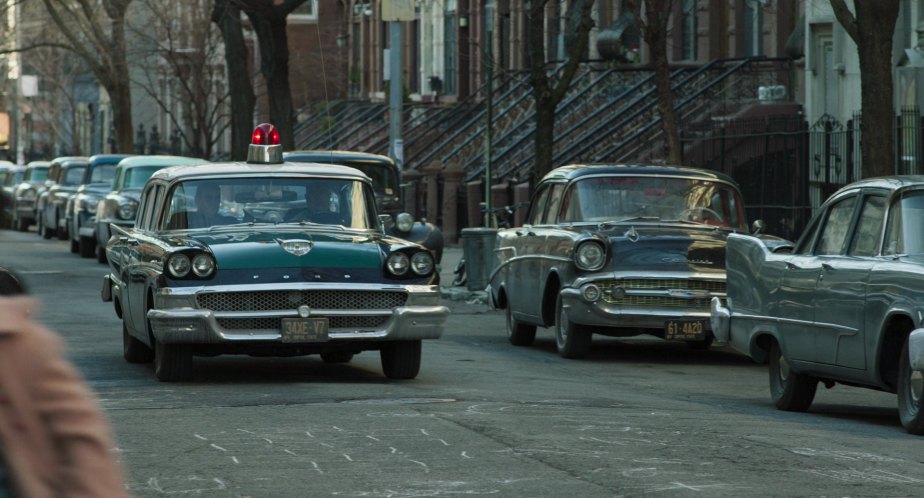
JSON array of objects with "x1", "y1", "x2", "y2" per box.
[
  {"x1": 277, "y1": 221, "x2": 347, "y2": 230},
  {"x1": 597, "y1": 216, "x2": 661, "y2": 229}
]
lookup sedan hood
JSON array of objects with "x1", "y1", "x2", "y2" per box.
[
  {"x1": 605, "y1": 225, "x2": 729, "y2": 273},
  {"x1": 169, "y1": 229, "x2": 384, "y2": 271}
]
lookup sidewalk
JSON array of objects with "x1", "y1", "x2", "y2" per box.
[{"x1": 438, "y1": 244, "x2": 489, "y2": 304}]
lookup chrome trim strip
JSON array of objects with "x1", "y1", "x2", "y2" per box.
[{"x1": 729, "y1": 312, "x2": 856, "y2": 333}]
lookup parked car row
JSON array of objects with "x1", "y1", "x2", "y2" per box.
[{"x1": 2, "y1": 151, "x2": 445, "y2": 267}]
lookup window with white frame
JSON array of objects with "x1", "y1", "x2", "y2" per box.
[
  {"x1": 681, "y1": 0, "x2": 697, "y2": 60},
  {"x1": 290, "y1": 0, "x2": 318, "y2": 22}
]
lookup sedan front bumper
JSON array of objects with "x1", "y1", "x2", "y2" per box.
[{"x1": 146, "y1": 283, "x2": 448, "y2": 345}]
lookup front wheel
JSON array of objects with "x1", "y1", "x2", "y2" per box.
[
  {"x1": 897, "y1": 338, "x2": 924, "y2": 434},
  {"x1": 154, "y1": 339, "x2": 193, "y2": 382},
  {"x1": 769, "y1": 341, "x2": 817, "y2": 411},
  {"x1": 123, "y1": 322, "x2": 153, "y2": 363},
  {"x1": 380, "y1": 340, "x2": 421, "y2": 379},
  {"x1": 555, "y1": 294, "x2": 592, "y2": 359},
  {"x1": 79, "y1": 236, "x2": 96, "y2": 258},
  {"x1": 506, "y1": 306, "x2": 536, "y2": 346}
]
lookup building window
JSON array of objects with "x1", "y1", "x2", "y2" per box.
[
  {"x1": 742, "y1": 0, "x2": 763, "y2": 56},
  {"x1": 444, "y1": 4, "x2": 457, "y2": 95},
  {"x1": 546, "y1": 4, "x2": 561, "y2": 61},
  {"x1": 290, "y1": 0, "x2": 318, "y2": 22},
  {"x1": 681, "y1": 0, "x2": 697, "y2": 60}
]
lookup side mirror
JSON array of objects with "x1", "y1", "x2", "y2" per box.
[
  {"x1": 751, "y1": 219, "x2": 765, "y2": 235},
  {"x1": 378, "y1": 213, "x2": 393, "y2": 230}
]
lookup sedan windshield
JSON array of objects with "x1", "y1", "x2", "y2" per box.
[
  {"x1": 163, "y1": 177, "x2": 377, "y2": 230},
  {"x1": 124, "y1": 166, "x2": 166, "y2": 189},
  {"x1": 560, "y1": 175, "x2": 746, "y2": 229}
]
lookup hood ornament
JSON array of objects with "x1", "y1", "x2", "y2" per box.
[
  {"x1": 625, "y1": 226, "x2": 639, "y2": 242},
  {"x1": 277, "y1": 238, "x2": 313, "y2": 256}
]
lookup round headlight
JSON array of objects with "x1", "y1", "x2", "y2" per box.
[
  {"x1": 574, "y1": 241, "x2": 605, "y2": 271},
  {"x1": 117, "y1": 201, "x2": 137, "y2": 220},
  {"x1": 85, "y1": 200, "x2": 98, "y2": 214},
  {"x1": 191, "y1": 253, "x2": 215, "y2": 277},
  {"x1": 386, "y1": 252, "x2": 410, "y2": 276},
  {"x1": 395, "y1": 212, "x2": 414, "y2": 232},
  {"x1": 410, "y1": 251, "x2": 434, "y2": 276},
  {"x1": 167, "y1": 254, "x2": 191, "y2": 278}
]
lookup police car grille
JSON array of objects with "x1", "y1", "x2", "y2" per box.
[
  {"x1": 216, "y1": 316, "x2": 389, "y2": 331},
  {"x1": 197, "y1": 290, "x2": 408, "y2": 311},
  {"x1": 599, "y1": 279, "x2": 725, "y2": 308}
]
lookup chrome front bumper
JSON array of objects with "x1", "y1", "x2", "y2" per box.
[
  {"x1": 146, "y1": 283, "x2": 449, "y2": 345},
  {"x1": 561, "y1": 287, "x2": 715, "y2": 329}
]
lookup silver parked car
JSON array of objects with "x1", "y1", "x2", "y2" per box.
[
  {"x1": 487, "y1": 163, "x2": 788, "y2": 359},
  {"x1": 94, "y1": 155, "x2": 203, "y2": 263},
  {"x1": 712, "y1": 176, "x2": 924, "y2": 434},
  {"x1": 10, "y1": 160, "x2": 51, "y2": 232}
]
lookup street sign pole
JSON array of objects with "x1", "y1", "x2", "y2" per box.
[
  {"x1": 483, "y1": 0, "x2": 494, "y2": 227},
  {"x1": 382, "y1": 1, "x2": 413, "y2": 168}
]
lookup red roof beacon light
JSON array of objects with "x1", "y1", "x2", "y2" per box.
[{"x1": 247, "y1": 123, "x2": 284, "y2": 164}]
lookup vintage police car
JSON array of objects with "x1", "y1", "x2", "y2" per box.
[
  {"x1": 489, "y1": 164, "x2": 787, "y2": 359},
  {"x1": 284, "y1": 150, "x2": 444, "y2": 264},
  {"x1": 711, "y1": 176, "x2": 924, "y2": 434},
  {"x1": 101, "y1": 124, "x2": 448, "y2": 381}
]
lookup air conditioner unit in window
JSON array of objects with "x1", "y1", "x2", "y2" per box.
[{"x1": 758, "y1": 85, "x2": 787, "y2": 102}]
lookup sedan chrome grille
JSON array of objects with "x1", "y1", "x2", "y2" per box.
[
  {"x1": 197, "y1": 290, "x2": 407, "y2": 312},
  {"x1": 217, "y1": 316, "x2": 389, "y2": 331},
  {"x1": 598, "y1": 279, "x2": 725, "y2": 308}
]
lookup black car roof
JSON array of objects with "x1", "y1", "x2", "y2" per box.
[{"x1": 541, "y1": 163, "x2": 739, "y2": 185}]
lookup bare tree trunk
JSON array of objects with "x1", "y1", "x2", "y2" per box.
[
  {"x1": 214, "y1": 0, "x2": 256, "y2": 160},
  {"x1": 234, "y1": 0, "x2": 307, "y2": 150},
  {"x1": 526, "y1": 0, "x2": 595, "y2": 180},
  {"x1": 629, "y1": 0, "x2": 681, "y2": 164},
  {"x1": 831, "y1": 0, "x2": 899, "y2": 179}
]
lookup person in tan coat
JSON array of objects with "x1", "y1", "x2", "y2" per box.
[{"x1": 0, "y1": 269, "x2": 128, "y2": 497}]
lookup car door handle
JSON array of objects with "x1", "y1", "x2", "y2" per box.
[{"x1": 785, "y1": 262, "x2": 801, "y2": 270}]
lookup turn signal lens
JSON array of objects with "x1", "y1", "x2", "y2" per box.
[
  {"x1": 167, "y1": 253, "x2": 191, "y2": 278},
  {"x1": 386, "y1": 252, "x2": 410, "y2": 276}
]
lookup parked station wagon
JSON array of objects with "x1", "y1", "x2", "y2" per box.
[
  {"x1": 488, "y1": 163, "x2": 787, "y2": 359},
  {"x1": 37, "y1": 156, "x2": 88, "y2": 240},
  {"x1": 711, "y1": 176, "x2": 924, "y2": 434},
  {"x1": 101, "y1": 124, "x2": 447, "y2": 381}
]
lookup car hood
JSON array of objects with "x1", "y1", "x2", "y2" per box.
[
  {"x1": 113, "y1": 188, "x2": 142, "y2": 202},
  {"x1": 603, "y1": 224, "x2": 730, "y2": 273},
  {"x1": 168, "y1": 229, "x2": 386, "y2": 271}
]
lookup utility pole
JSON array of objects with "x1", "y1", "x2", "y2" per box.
[
  {"x1": 382, "y1": 1, "x2": 414, "y2": 168},
  {"x1": 483, "y1": 0, "x2": 494, "y2": 227}
]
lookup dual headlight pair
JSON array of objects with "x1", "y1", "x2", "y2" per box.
[
  {"x1": 167, "y1": 252, "x2": 216, "y2": 279},
  {"x1": 386, "y1": 250, "x2": 434, "y2": 277}
]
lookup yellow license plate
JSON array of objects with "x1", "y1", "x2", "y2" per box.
[
  {"x1": 664, "y1": 319, "x2": 708, "y2": 341},
  {"x1": 280, "y1": 318, "x2": 329, "y2": 343}
]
